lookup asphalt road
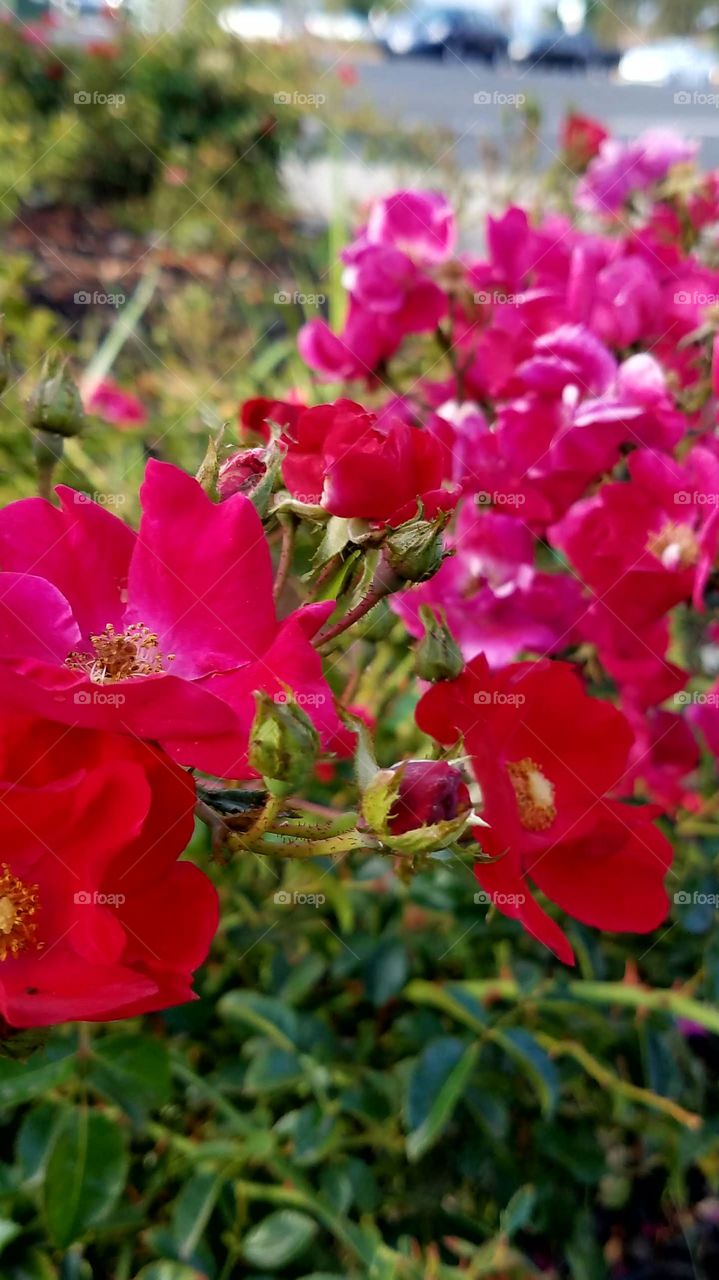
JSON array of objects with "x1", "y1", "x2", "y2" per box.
[{"x1": 342, "y1": 56, "x2": 719, "y2": 169}]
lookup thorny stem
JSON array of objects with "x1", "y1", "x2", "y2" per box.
[
  {"x1": 273, "y1": 516, "x2": 295, "y2": 604},
  {"x1": 315, "y1": 563, "x2": 396, "y2": 650}
]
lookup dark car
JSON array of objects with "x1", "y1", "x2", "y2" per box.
[
  {"x1": 378, "y1": 6, "x2": 509, "y2": 62},
  {"x1": 510, "y1": 28, "x2": 620, "y2": 72}
]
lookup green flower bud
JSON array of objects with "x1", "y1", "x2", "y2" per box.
[
  {"x1": 249, "y1": 690, "x2": 320, "y2": 797},
  {"x1": 28, "y1": 358, "x2": 85, "y2": 439},
  {"x1": 384, "y1": 510, "x2": 452, "y2": 584},
  {"x1": 415, "y1": 605, "x2": 464, "y2": 682}
]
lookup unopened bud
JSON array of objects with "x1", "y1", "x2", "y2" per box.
[
  {"x1": 362, "y1": 759, "x2": 471, "y2": 855},
  {"x1": 218, "y1": 448, "x2": 268, "y2": 500},
  {"x1": 384, "y1": 511, "x2": 451, "y2": 584},
  {"x1": 415, "y1": 605, "x2": 464, "y2": 681},
  {"x1": 28, "y1": 358, "x2": 84, "y2": 438},
  {"x1": 249, "y1": 690, "x2": 320, "y2": 796}
]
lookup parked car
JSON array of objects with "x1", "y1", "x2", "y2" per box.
[
  {"x1": 617, "y1": 39, "x2": 719, "y2": 88},
  {"x1": 376, "y1": 6, "x2": 509, "y2": 62},
  {"x1": 217, "y1": 4, "x2": 291, "y2": 42},
  {"x1": 510, "y1": 27, "x2": 619, "y2": 72}
]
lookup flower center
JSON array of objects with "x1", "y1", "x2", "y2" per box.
[
  {"x1": 66, "y1": 622, "x2": 174, "y2": 684},
  {"x1": 647, "y1": 522, "x2": 700, "y2": 571},
  {"x1": 507, "y1": 758, "x2": 557, "y2": 831},
  {"x1": 0, "y1": 864, "x2": 41, "y2": 961}
]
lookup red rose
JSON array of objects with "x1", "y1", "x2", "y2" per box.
[
  {"x1": 417, "y1": 656, "x2": 673, "y2": 964},
  {"x1": 561, "y1": 113, "x2": 609, "y2": 168},
  {"x1": 283, "y1": 399, "x2": 455, "y2": 526},
  {"x1": 0, "y1": 715, "x2": 217, "y2": 1027}
]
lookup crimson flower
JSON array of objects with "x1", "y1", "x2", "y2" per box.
[
  {"x1": 281, "y1": 398, "x2": 455, "y2": 525},
  {"x1": 0, "y1": 715, "x2": 216, "y2": 1027},
  {"x1": 561, "y1": 113, "x2": 610, "y2": 168},
  {"x1": 0, "y1": 461, "x2": 338, "y2": 778},
  {"x1": 416, "y1": 657, "x2": 673, "y2": 964}
]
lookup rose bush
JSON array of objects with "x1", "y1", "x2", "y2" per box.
[{"x1": 3, "y1": 111, "x2": 719, "y2": 1276}]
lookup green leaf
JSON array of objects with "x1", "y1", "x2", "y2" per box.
[
  {"x1": 170, "y1": 1171, "x2": 225, "y2": 1261},
  {"x1": 491, "y1": 1028, "x2": 559, "y2": 1116},
  {"x1": 88, "y1": 1033, "x2": 171, "y2": 1123},
  {"x1": 133, "y1": 1266, "x2": 203, "y2": 1280},
  {"x1": 43, "y1": 1109, "x2": 128, "y2": 1247},
  {"x1": 405, "y1": 1037, "x2": 480, "y2": 1162},
  {"x1": 500, "y1": 1185, "x2": 537, "y2": 1237},
  {"x1": 244, "y1": 1047, "x2": 304, "y2": 1094},
  {"x1": 365, "y1": 940, "x2": 409, "y2": 1007},
  {"x1": 218, "y1": 992, "x2": 299, "y2": 1051},
  {"x1": 242, "y1": 1209, "x2": 318, "y2": 1269},
  {"x1": 0, "y1": 1050, "x2": 74, "y2": 1108},
  {"x1": 16, "y1": 1102, "x2": 64, "y2": 1183}
]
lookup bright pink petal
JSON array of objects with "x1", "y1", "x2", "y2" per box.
[
  {"x1": 128, "y1": 461, "x2": 277, "y2": 677},
  {"x1": 0, "y1": 490, "x2": 135, "y2": 638}
]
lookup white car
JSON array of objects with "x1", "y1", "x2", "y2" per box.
[
  {"x1": 217, "y1": 4, "x2": 291, "y2": 42},
  {"x1": 617, "y1": 40, "x2": 719, "y2": 88}
]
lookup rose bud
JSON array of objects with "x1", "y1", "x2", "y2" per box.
[
  {"x1": 28, "y1": 358, "x2": 85, "y2": 438},
  {"x1": 414, "y1": 604, "x2": 464, "y2": 682},
  {"x1": 362, "y1": 759, "x2": 471, "y2": 855},
  {"x1": 249, "y1": 690, "x2": 320, "y2": 797},
  {"x1": 384, "y1": 511, "x2": 451, "y2": 584},
  {"x1": 218, "y1": 448, "x2": 268, "y2": 500}
]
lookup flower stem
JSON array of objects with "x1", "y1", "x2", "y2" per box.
[{"x1": 273, "y1": 516, "x2": 295, "y2": 604}]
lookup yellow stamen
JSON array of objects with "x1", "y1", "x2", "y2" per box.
[
  {"x1": 66, "y1": 622, "x2": 174, "y2": 684},
  {"x1": 507, "y1": 757, "x2": 557, "y2": 832},
  {"x1": 647, "y1": 522, "x2": 700, "y2": 571},
  {"x1": 0, "y1": 864, "x2": 41, "y2": 961}
]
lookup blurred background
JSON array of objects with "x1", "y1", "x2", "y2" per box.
[{"x1": 1, "y1": 3, "x2": 719, "y2": 1280}]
